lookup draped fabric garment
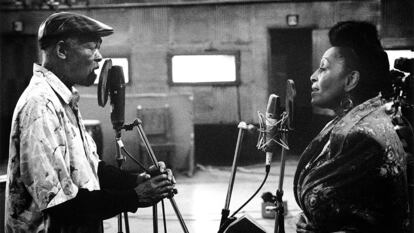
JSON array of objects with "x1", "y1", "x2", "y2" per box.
[
  {"x1": 5, "y1": 64, "x2": 101, "y2": 233},
  {"x1": 294, "y1": 96, "x2": 410, "y2": 233}
]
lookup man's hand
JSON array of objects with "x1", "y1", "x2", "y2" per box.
[
  {"x1": 149, "y1": 161, "x2": 176, "y2": 184},
  {"x1": 135, "y1": 161, "x2": 176, "y2": 185},
  {"x1": 135, "y1": 172, "x2": 151, "y2": 185},
  {"x1": 134, "y1": 161, "x2": 176, "y2": 207},
  {"x1": 134, "y1": 173, "x2": 174, "y2": 207}
]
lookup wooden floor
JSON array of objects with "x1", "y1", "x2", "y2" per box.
[{"x1": 103, "y1": 159, "x2": 301, "y2": 233}]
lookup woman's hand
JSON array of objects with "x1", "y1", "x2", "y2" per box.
[{"x1": 296, "y1": 213, "x2": 316, "y2": 233}]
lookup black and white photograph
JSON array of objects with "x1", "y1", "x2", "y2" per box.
[{"x1": 0, "y1": 0, "x2": 413, "y2": 232}]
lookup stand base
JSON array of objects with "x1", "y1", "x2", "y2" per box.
[{"x1": 224, "y1": 215, "x2": 266, "y2": 233}]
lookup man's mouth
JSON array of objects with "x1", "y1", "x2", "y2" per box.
[
  {"x1": 85, "y1": 72, "x2": 97, "y2": 86},
  {"x1": 93, "y1": 66, "x2": 100, "y2": 76}
]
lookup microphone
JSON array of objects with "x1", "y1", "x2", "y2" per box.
[
  {"x1": 285, "y1": 79, "x2": 296, "y2": 130},
  {"x1": 108, "y1": 65, "x2": 126, "y2": 131},
  {"x1": 265, "y1": 94, "x2": 281, "y2": 171}
]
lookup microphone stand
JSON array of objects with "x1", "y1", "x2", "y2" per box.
[
  {"x1": 152, "y1": 204, "x2": 158, "y2": 233},
  {"x1": 273, "y1": 123, "x2": 288, "y2": 233},
  {"x1": 271, "y1": 78, "x2": 295, "y2": 233},
  {"x1": 218, "y1": 122, "x2": 248, "y2": 233},
  {"x1": 123, "y1": 119, "x2": 190, "y2": 233},
  {"x1": 114, "y1": 128, "x2": 131, "y2": 233}
]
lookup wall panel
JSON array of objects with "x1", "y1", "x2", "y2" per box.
[{"x1": 0, "y1": 0, "x2": 387, "y2": 168}]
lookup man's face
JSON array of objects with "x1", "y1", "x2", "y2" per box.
[{"x1": 64, "y1": 37, "x2": 102, "y2": 86}]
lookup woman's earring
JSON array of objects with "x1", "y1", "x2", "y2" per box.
[{"x1": 340, "y1": 94, "x2": 354, "y2": 112}]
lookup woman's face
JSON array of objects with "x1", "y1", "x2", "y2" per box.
[{"x1": 310, "y1": 47, "x2": 349, "y2": 110}]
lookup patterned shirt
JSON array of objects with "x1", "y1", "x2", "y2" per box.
[
  {"x1": 5, "y1": 64, "x2": 101, "y2": 233},
  {"x1": 294, "y1": 96, "x2": 409, "y2": 233}
]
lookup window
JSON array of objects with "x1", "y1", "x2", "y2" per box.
[
  {"x1": 386, "y1": 49, "x2": 414, "y2": 72},
  {"x1": 168, "y1": 51, "x2": 240, "y2": 85},
  {"x1": 94, "y1": 57, "x2": 130, "y2": 84}
]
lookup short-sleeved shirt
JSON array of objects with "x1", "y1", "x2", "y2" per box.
[{"x1": 5, "y1": 64, "x2": 101, "y2": 232}]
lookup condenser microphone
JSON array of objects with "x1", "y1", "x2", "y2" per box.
[
  {"x1": 285, "y1": 79, "x2": 296, "y2": 130},
  {"x1": 108, "y1": 65, "x2": 126, "y2": 131},
  {"x1": 265, "y1": 94, "x2": 281, "y2": 171}
]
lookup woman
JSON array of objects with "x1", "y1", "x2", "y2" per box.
[{"x1": 294, "y1": 21, "x2": 410, "y2": 233}]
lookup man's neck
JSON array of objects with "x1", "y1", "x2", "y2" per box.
[{"x1": 42, "y1": 61, "x2": 73, "y2": 90}]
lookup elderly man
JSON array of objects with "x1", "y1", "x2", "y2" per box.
[{"x1": 5, "y1": 12, "x2": 174, "y2": 233}]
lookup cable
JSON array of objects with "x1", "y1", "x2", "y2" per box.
[
  {"x1": 230, "y1": 169, "x2": 270, "y2": 218},
  {"x1": 118, "y1": 141, "x2": 149, "y2": 173},
  {"x1": 217, "y1": 170, "x2": 270, "y2": 232}
]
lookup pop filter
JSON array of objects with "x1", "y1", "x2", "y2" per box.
[
  {"x1": 285, "y1": 79, "x2": 296, "y2": 130},
  {"x1": 98, "y1": 59, "x2": 112, "y2": 107}
]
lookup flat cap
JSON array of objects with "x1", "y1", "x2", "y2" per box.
[{"x1": 38, "y1": 12, "x2": 113, "y2": 48}]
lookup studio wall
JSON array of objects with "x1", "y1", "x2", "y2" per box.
[{"x1": 0, "y1": 0, "x2": 390, "y2": 168}]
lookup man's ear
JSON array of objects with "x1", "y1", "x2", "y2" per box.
[
  {"x1": 55, "y1": 40, "x2": 67, "y2": 60},
  {"x1": 344, "y1": 70, "x2": 360, "y2": 92}
]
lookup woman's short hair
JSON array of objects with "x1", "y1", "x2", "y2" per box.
[{"x1": 328, "y1": 21, "x2": 393, "y2": 101}]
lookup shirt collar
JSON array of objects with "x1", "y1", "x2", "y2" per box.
[{"x1": 33, "y1": 64, "x2": 80, "y2": 107}]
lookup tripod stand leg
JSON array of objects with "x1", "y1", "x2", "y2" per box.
[
  {"x1": 279, "y1": 214, "x2": 285, "y2": 233},
  {"x1": 118, "y1": 213, "x2": 123, "y2": 233},
  {"x1": 274, "y1": 210, "x2": 285, "y2": 233},
  {"x1": 162, "y1": 200, "x2": 167, "y2": 233},
  {"x1": 153, "y1": 205, "x2": 158, "y2": 233},
  {"x1": 169, "y1": 197, "x2": 190, "y2": 233},
  {"x1": 134, "y1": 121, "x2": 190, "y2": 233},
  {"x1": 124, "y1": 212, "x2": 130, "y2": 233},
  {"x1": 117, "y1": 212, "x2": 131, "y2": 233}
]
